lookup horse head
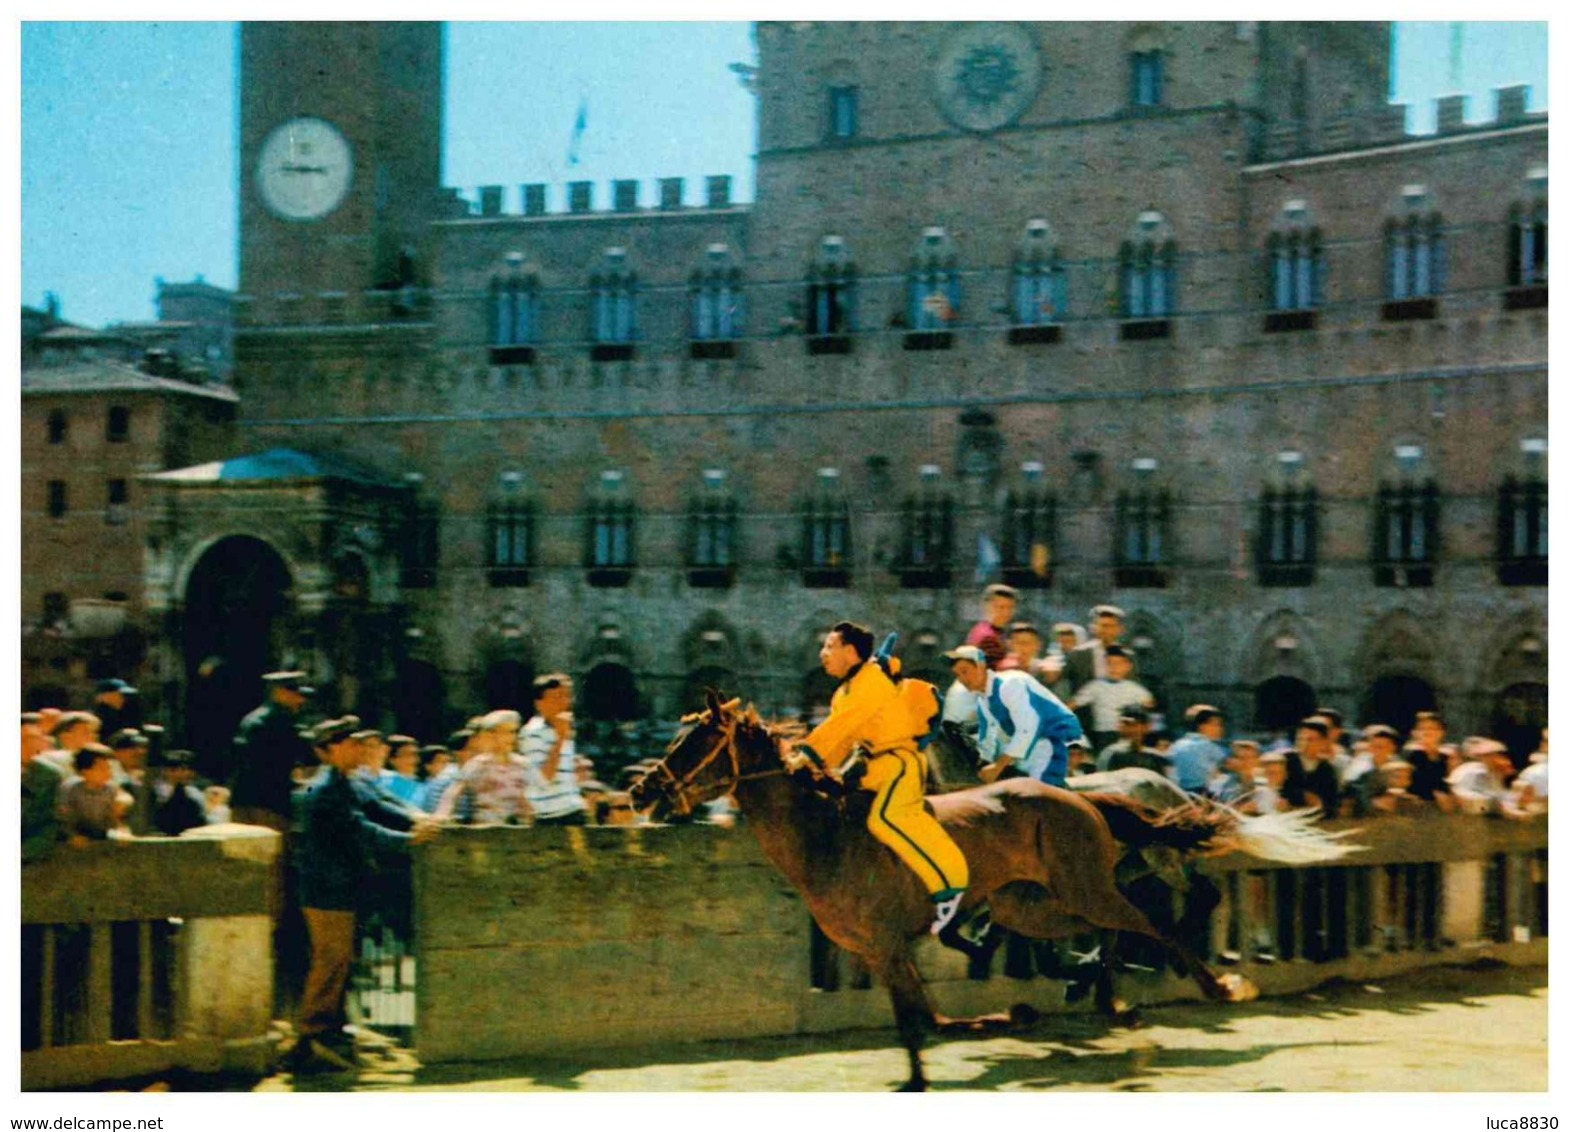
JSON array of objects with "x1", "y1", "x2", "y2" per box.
[{"x1": 631, "y1": 688, "x2": 772, "y2": 821}]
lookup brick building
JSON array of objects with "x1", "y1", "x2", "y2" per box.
[
  {"x1": 21, "y1": 350, "x2": 238, "y2": 710},
  {"x1": 140, "y1": 21, "x2": 1547, "y2": 762}
]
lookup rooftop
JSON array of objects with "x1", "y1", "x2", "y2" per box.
[{"x1": 21, "y1": 358, "x2": 238, "y2": 403}]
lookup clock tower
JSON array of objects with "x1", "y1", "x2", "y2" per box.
[{"x1": 239, "y1": 22, "x2": 442, "y2": 305}]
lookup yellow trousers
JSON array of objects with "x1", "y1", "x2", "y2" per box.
[{"x1": 862, "y1": 747, "x2": 969, "y2": 897}]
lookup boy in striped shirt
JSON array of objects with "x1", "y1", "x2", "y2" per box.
[{"x1": 521, "y1": 674, "x2": 589, "y2": 826}]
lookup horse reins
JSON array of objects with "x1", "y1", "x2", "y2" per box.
[{"x1": 649, "y1": 715, "x2": 787, "y2": 815}]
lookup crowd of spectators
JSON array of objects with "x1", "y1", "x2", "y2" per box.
[{"x1": 950, "y1": 586, "x2": 1547, "y2": 821}]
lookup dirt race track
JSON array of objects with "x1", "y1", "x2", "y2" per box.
[{"x1": 260, "y1": 962, "x2": 1547, "y2": 1093}]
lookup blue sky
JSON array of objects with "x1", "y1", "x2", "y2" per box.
[{"x1": 20, "y1": 21, "x2": 1548, "y2": 329}]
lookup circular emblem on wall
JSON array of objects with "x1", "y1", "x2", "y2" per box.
[
  {"x1": 255, "y1": 116, "x2": 354, "y2": 222},
  {"x1": 934, "y1": 23, "x2": 1042, "y2": 132}
]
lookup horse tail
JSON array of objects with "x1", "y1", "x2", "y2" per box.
[
  {"x1": 1077, "y1": 792, "x2": 1235, "y2": 855},
  {"x1": 1081, "y1": 792, "x2": 1364, "y2": 864}
]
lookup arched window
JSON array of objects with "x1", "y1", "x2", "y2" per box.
[
  {"x1": 1383, "y1": 189, "x2": 1445, "y2": 320},
  {"x1": 590, "y1": 248, "x2": 637, "y2": 360},
  {"x1": 805, "y1": 236, "x2": 855, "y2": 355},
  {"x1": 1114, "y1": 462, "x2": 1171, "y2": 587},
  {"x1": 399, "y1": 474, "x2": 440, "y2": 590},
  {"x1": 1264, "y1": 202, "x2": 1325, "y2": 332},
  {"x1": 1497, "y1": 437, "x2": 1547, "y2": 586},
  {"x1": 1010, "y1": 219, "x2": 1066, "y2": 344},
  {"x1": 691, "y1": 244, "x2": 743, "y2": 358},
  {"x1": 1000, "y1": 468, "x2": 1057, "y2": 588},
  {"x1": 801, "y1": 467, "x2": 851, "y2": 588},
  {"x1": 1119, "y1": 212, "x2": 1176, "y2": 336},
  {"x1": 688, "y1": 468, "x2": 739, "y2": 587},
  {"x1": 1505, "y1": 167, "x2": 1548, "y2": 308},
  {"x1": 486, "y1": 473, "x2": 535, "y2": 587},
  {"x1": 1256, "y1": 484, "x2": 1318, "y2": 586},
  {"x1": 489, "y1": 258, "x2": 540, "y2": 365},
  {"x1": 896, "y1": 466, "x2": 955, "y2": 589},
  {"x1": 1373, "y1": 447, "x2": 1438, "y2": 587},
  {"x1": 585, "y1": 470, "x2": 636, "y2": 585},
  {"x1": 905, "y1": 227, "x2": 959, "y2": 350}
]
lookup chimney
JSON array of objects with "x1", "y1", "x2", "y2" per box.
[
  {"x1": 659, "y1": 177, "x2": 684, "y2": 210},
  {"x1": 44, "y1": 292, "x2": 60, "y2": 322},
  {"x1": 1435, "y1": 94, "x2": 1467, "y2": 133},
  {"x1": 1494, "y1": 84, "x2": 1529, "y2": 124},
  {"x1": 612, "y1": 179, "x2": 639, "y2": 211},
  {"x1": 568, "y1": 181, "x2": 593, "y2": 213},
  {"x1": 479, "y1": 185, "x2": 504, "y2": 216},
  {"x1": 706, "y1": 175, "x2": 732, "y2": 208},
  {"x1": 522, "y1": 183, "x2": 547, "y2": 216}
]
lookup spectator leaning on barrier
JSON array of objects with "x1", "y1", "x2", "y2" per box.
[
  {"x1": 1283, "y1": 716, "x2": 1341, "y2": 816},
  {"x1": 22, "y1": 713, "x2": 66, "y2": 862},
  {"x1": 1208, "y1": 739, "x2": 1261, "y2": 810},
  {"x1": 107, "y1": 729, "x2": 154, "y2": 835},
  {"x1": 420, "y1": 729, "x2": 474, "y2": 813},
  {"x1": 1404, "y1": 711, "x2": 1457, "y2": 809},
  {"x1": 1314, "y1": 707, "x2": 1353, "y2": 783},
  {"x1": 1345, "y1": 724, "x2": 1402, "y2": 816},
  {"x1": 59, "y1": 745, "x2": 125, "y2": 844},
  {"x1": 522, "y1": 674, "x2": 590, "y2": 826},
  {"x1": 290, "y1": 717, "x2": 438, "y2": 1073},
  {"x1": 1254, "y1": 750, "x2": 1292, "y2": 813},
  {"x1": 1512, "y1": 729, "x2": 1547, "y2": 815},
  {"x1": 1167, "y1": 704, "x2": 1229, "y2": 792},
  {"x1": 45, "y1": 711, "x2": 100, "y2": 776},
  {"x1": 436, "y1": 711, "x2": 533, "y2": 825},
  {"x1": 1449, "y1": 737, "x2": 1525, "y2": 818}
]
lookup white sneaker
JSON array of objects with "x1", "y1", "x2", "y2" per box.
[{"x1": 930, "y1": 890, "x2": 966, "y2": 936}]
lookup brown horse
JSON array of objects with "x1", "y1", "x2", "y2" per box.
[{"x1": 630, "y1": 692, "x2": 1260, "y2": 1092}]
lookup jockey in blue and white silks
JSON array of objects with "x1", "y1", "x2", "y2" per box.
[{"x1": 945, "y1": 645, "x2": 1085, "y2": 787}]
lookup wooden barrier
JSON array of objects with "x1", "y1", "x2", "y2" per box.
[
  {"x1": 412, "y1": 815, "x2": 1547, "y2": 1064},
  {"x1": 20, "y1": 826, "x2": 281, "y2": 1090}
]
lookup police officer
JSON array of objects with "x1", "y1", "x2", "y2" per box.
[{"x1": 229, "y1": 671, "x2": 315, "y2": 832}]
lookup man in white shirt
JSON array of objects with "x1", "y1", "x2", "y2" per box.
[
  {"x1": 1449, "y1": 736, "x2": 1527, "y2": 817},
  {"x1": 521, "y1": 673, "x2": 589, "y2": 825},
  {"x1": 944, "y1": 645, "x2": 1084, "y2": 788},
  {"x1": 1069, "y1": 645, "x2": 1155, "y2": 752}
]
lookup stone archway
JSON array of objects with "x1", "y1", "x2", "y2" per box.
[
  {"x1": 1361, "y1": 674, "x2": 1438, "y2": 734},
  {"x1": 181, "y1": 535, "x2": 294, "y2": 781},
  {"x1": 1253, "y1": 675, "x2": 1317, "y2": 737},
  {"x1": 683, "y1": 664, "x2": 740, "y2": 714},
  {"x1": 580, "y1": 660, "x2": 645, "y2": 723},
  {"x1": 395, "y1": 658, "x2": 447, "y2": 742},
  {"x1": 484, "y1": 658, "x2": 537, "y2": 714},
  {"x1": 1491, "y1": 682, "x2": 1548, "y2": 767}
]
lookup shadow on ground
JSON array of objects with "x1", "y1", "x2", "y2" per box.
[{"x1": 163, "y1": 960, "x2": 1544, "y2": 1093}]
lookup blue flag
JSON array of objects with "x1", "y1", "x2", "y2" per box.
[{"x1": 567, "y1": 97, "x2": 588, "y2": 167}]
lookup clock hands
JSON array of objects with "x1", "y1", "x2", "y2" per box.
[{"x1": 279, "y1": 163, "x2": 331, "y2": 176}]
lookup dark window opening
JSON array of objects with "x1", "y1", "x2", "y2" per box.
[
  {"x1": 47, "y1": 480, "x2": 67, "y2": 519},
  {"x1": 688, "y1": 498, "x2": 738, "y2": 587},
  {"x1": 896, "y1": 494, "x2": 954, "y2": 589},
  {"x1": 1256, "y1": 485, "x2": 1317, "y2": 586},
  {"x1": 1131, "y1": 51, "x2": 1165, "y2": 107},
  {"x1": 106, "y1": 479, "x2": 129, "y2": 526},
  {"x1": 586, "y1": 499, "x2": 635, "y2": 585},
  {"x1": 1000, "y1": 489, "x2": 1056, "y2": 588},
  {"x1": 106, "y1": 405, "x2": 131, "y2": 444},
  {"x1": 1114, "y1": 488, "x2": 1171, "y2": 588},
  {"x1": 1373, "y1": 480, "x2": 1438, "y2": 587},
  {"x1": 829, "y1": 85, "x2": 859, "y2": 139},
  {"x1": 47, "y1": 409, "x2": 67, "y2": 445},
  {"x1": 487, "y1": 500, "x2": 534, "y2": 587},
  {"x1": 1497, "y1": 476, "x2": 1547, "y2": 586},
  {"x1": 400, "y1": 498, "x2": 440, "y2": 590},
  {"x1": 802, "y1": 497, "x2": 851, "y2": 588}
]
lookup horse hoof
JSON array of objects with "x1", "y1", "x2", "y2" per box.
[
  {"x1": 1218, "y1": 973, "x2": 1259, "y2": 1003},
  {"x1": 1008, "y1": 1003, "x2": 1040, "y2": 1027}
]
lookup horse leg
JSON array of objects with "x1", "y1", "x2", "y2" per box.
[
  {"x1": 1091, "y1": 929, "x2": 1141, "y2": 1026},
  {"x1": 1078, "y1": 886, "x2": 1258, "y2": 1005},
  {"x1": 877, "y1": 954, "x2": 934, "y2": 1092}
]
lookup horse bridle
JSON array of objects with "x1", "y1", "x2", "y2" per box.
[{"x1": 644, "y1": 712, "x2": 786, "y2": 816}]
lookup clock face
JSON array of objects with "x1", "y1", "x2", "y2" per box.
[
  {"x1": 255, "y1": 117, "x2": 353, "y2": 221},
  {"x1": 934, "y1": 24, "x2": 1043, "y2": 133}
]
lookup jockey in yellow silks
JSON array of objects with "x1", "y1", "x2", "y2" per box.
[{"x1": 789, "y1": 621, "x2": 969, "y2": 935}]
